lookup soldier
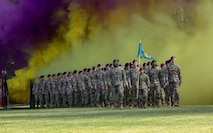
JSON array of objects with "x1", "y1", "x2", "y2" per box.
[
  {"x1": 167, "y1": 56, "x2": 182, "y2": 107},
  {"x1": 146, "y1": 61, "x2": 152, "y2": 107},
  {"x1": 77, "y1": 70, "x2": 85, "y2": 107},
  {"x1": 83, "y1": 68, "x2": 92, "y2": 107},
  {"x1": 61, "y1": 72, "x2": 68, "y2": 107},
  {"x1": 109, "y1": 59, "x2": 127, "y2": 110},
  {"x1": 44, "y1": 74, "x2": 51, "y2": 108},
  {"x1": 95, "y1": 64, "x2": 105, "y2": 107},
  {"x1": 32, "y1": 81, "x2": 39, "y2": 108},
  {"x1": 129, "y1": 60, "x2": 140, "y2": 107},
  {"x1": 160, "y1": 62, "x2": 169, "y2": 106},
  {"x1": 147, "y1": 60, "x2": 161, "y2": 107},
  {"x1": 123, "y1": 63, "x2": 131, "y2": 107},
  {"x1": 51, "y1": 74, "x2": 60, "y2": 108},
  {"x1": 138, "y1": 68, "x2": 150, "y2": 108},
  {"x1": 57, "y1": 73, "x2": 63, "y2": 107},
  {"x1": 90, "y1": 67, "x2": 97, "y2": 107},
  {"x1": 72, "y1": 70, "x2": 78, "y2": 107},
  {"x1": 37, "y1": 75, "x2": 45, "y2": 108},
  {"x1": 67, "y1": 72, "x2": 74, "y2": 107},
  {"x1": 105, "y1": 64, "x2": 112, "y2": 108}
]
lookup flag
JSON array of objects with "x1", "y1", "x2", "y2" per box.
[
  {"x1": 1, "y1": 71, "x2": 8, "y2": 109},
  {"x1": 137, "y1": 41, "x2": 153, "y2": 60}
]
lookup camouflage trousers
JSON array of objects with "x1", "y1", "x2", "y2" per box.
[
  {"x1": 150, "y1": 83, "x2": 161, "y2": 107},
  {"x1": 90, "y1": 89, "x2": 96, "y2": 107},
  {"x1": 123, "y1": 88, "x2": 131, "y2": 106},
  {"x1": 130, "y1": 84, "x2": 138, "y2": 107},
  {"x1": 66, "y1": 92, "x2": 73, "y2": 107},
  {"x1": 74, "y1": 90, "x2": 80, "y2": 107},
  {"x1": 44, "y1": 94, "x2": 50, "y2": 108},
  {"x1": 164, "y1": 85, "x2": 170, "y2": 105},
  {"x1": 138, "y1": 89, "x2": 148, "y2": 108},
  {"x1": 169, "y1": 82, "x2": 180, "y2": 106},
  {"x1": 38, "y1": 94, "x2": 44, "y2": 108},
  {"x1": 112, "y1": 84, "x2": 124, "y2": 109}
]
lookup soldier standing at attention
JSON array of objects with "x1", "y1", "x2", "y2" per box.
[
  {"x1": 72, "y1": 70, "x2": 78, "y2": 107},
  {"x1": 37, "y1": 75, "x2": 45, "y2": 108},
  {"x1": 89, "y1": 67, "x2": 96, "y2": 107},
  {"x1": 95, "y1": 64, "x2": 105, "y2": 107},
  {"x1": 61, "y1": 72, "x2": 68, "y2": 108},
  {"x1": 32, "y1": 80, "x2": 39, "y2": 108},
  {"x1": 44, "y1": 74, "x2": 51, "y2": 108},
  {"x1": 123, "y1": 63, "x2": 131, "y2": 107},
  {"x1": 105, "y1": 64, "x2": 112, "y2": 108},
  {"x1": 147, "y1": 60, "x2": 161, "y2": 107},
  {"x1": 138, "y1": 68, "x2": 150, "y2": 108},
  {"x1": 130, "y1": 60, "x2": 140, "y2": 107},
  {"x1": 51, "y1": 74, "x2": 60, "y2": 108},
  {"x1": 167, "y1": 56, "x2": 182, "y2": 107},
  {"x1": 67, "y1": 72, "x2": 74, "y2": 107},
  {"x1": 109, "y1": 59, "x2": 127, "y2": 110}
]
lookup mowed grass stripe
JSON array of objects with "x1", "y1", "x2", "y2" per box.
[{"x1": 0, "y1": 105, "x2": 213, "y2": 133}]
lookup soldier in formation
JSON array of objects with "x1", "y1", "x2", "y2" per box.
[{"x1": 33, "y1": 56, "x2": 182, "y2": 109}]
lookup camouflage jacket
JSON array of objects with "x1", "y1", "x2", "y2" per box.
[
  {"x1": 147, "y1": 67, "x2": 161, "y2": 86},
  {"x1": 139, "y1": 73, "x2": 150, "y2": 90},
  {"x1": 167, "y1": 64, "x2": 182, "y2": 84},
  {"x1": 109, "y1": 66, "x2": 127, "y2": 87}
]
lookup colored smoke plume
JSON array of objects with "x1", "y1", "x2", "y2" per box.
[{"x1": 3, "y1": 0, "x2": 213, "y2": 104}]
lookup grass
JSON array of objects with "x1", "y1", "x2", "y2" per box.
[{"x1": 0, "y1": 105, "x2": 213, "y2": 133}]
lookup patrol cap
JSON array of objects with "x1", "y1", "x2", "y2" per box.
[
  {"x1": 47, "y1": 74, "x2": 51, "y2": 77},
  {"x1": 73, "y1": 70, "x2": 78, "y2": 74},
  {"x1": 63, "y1": 72, "x2": 67, "y2": 75},
  {"x1": 113, "y1": 59, "x2": 119, "y2": 63},
  {"x1": 97, "y1": 64, "x2": 102, "y2": 67}
]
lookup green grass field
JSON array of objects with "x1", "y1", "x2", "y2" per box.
[{"x1": 0, "y1": 105, "x2": 213, "y2": 133}]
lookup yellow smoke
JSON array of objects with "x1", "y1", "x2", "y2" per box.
[{"x1": 8, "y1": 0, "x2": 213, "y2": 104}]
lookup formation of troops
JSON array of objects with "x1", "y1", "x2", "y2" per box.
[{"x1": 32, "y1": 56, "x2": 182, "y2": 110}]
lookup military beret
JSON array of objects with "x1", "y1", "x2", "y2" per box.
[
  {"x1": 125, "y1": 63, "x2": 129, "y2": 67},
  {"x1": 78, "y1": 71, "x2": 82, "y2": 74},
  {"x1": 87, "y1": 68, "x2": 91, "y2": 72},
  {"x1": 47, "y1": 74, "x2": 51, "y2": 77},
  {"x1": 170, "y1": 56, "x2": 176, "y2": 60},
  {"x1": 92, "y1": 66, "x2": 96, "y2": 70},
  {"x1": 40, "y1": 75, "x2": 45, "y2": 78},
  {"x1": 147, "y1": 62, "x2": 151, "y2": 65},
  {"x1": 83, "y1": 68, "x2": 87, "y2": 72},
  {"x1": 160, "y1": 63, "x2": 165, "y2": 68},
  {"x1": 52, "y1": 74, "x2": 56, "y2": 77},
  {"x1": 151, "y1": 60, "x2": 157, "y2": 64},
  {"x1": 165, "y1": 60, "x2": 169, "y2": 64},
  {"x1": 106, "y1": 64, "x2": 109, "y2": 67},
  {"x1": 57, "y1": 73, "x2": 61, "y2": 76},
  {"x1": 113, "y1": 59, "x2": 119, "y2": 63},
  {"x1": 63, "y1": 72, "x2": 67, "y2": 75},
  {"x1": 97, "y1": 64, "x2": 101, "y2": 67},
  {"x1": 143, "y1": 63, "x2": 147, "y2": 67},
  {"x1": 133, "y1": 59, "x2": 138, "y2": 63},
  {"x1": 73, "y1": 70, "x2": 78, "y2": 74}
]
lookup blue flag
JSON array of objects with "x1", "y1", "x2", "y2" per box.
[{"x1": 137, "y1": 41, "x2": 153, "y2": 60}]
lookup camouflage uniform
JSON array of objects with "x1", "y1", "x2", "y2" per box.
[
  {"x1": 72, "y1": 73, "x2": 79, "y2": 107},
  {"x1": 138, "y1": 71, "x2": 150, "y2": 108},
  {"x1": 83, "y1": 72, "x2": 92, "y2": 107},
  {"x1": 44, "y1": 76, "x2": 51, "y2": 108},
  {"x1": 51, "y1": 76, "x2": 60, "y2": 108},
  {"x1": 67, "y1": 73, "x2": 74, "y2": 107},
  {"x1": 77, "y1": 72, "x2": 85, "y2": 107},
  {"x1": 130, "y1": 67, "x2": 140, "y2": 107},
  {"x1": 32, "y1": 82, "x2": 39, "y2": 108},
  {"x1": 95, "y1": 68, "x2": 105, "y2": 107},
  {"x1": 109, "y1": 64, "x2": 127, "y2": 109},
  {"x1": 61, "y1": 74, "x2": 68, "y2": 107},
  {"x1": 147, "y1": 65, "x2": 161, "y2": 107},
  {"x1": 90, "y1": 70, "x2": 97, "y2": 107},
  {"x1": 160, "y1": 65, "x2": 169, "y2": 106},
  {"x1": 105, "y1": 67, "x2": 112, "y2": 107},
  {"x1": 123, "y1": 66, "x2": 131, "y2": 106},
  {"x1": 37, "y1": 78, "x2": 45, "y2": 108},
  {"x1": 167, "y1": 62, "x2": 182, "y2": 106}
]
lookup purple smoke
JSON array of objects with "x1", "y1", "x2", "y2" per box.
[{"x1": 0, "y1": 0, "x2": 67, "y2": 77}]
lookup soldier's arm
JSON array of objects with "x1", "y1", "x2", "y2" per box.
[{"x1": 122, "y1": 69, "x2": 128, "y2": 87}]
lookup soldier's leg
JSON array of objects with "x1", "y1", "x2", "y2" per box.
[
  {"x1": 155, "y1": 85, "x2": 161, "y2": 107},
  {"x1": 160, "y1": 87, "x2": 165, "y2": 106},
  {"x1": 117, "y1": 85, "x2": 124, "y2": 110},
  {"x1": 62, "y1": 93, "x2": 67, "y2": 108},
  {"x1": 138, "y1": 89, "x2": 143, "y2": 108},
  {"x1": 84, "y1": 89, "x2": 89, "y2": 107},
  {"x1": 173, "y1": 82, "x2": 180, "y2": 106},
  {"x1": 39, "y1": 94, "x2": 44, "y2": 108},
  {"x1": 96, "y1": 88, "x2": 101, "y2": 107},
  {"x1": 45, "y1": 94, "x2": 49, "y2": 108},
  {"x1": 150, "y1": 87, "x2": 155, "y2": 107},
  {"x1": 164, "y1": 86, "x2": 170, "y2": 106},
  {"x1": 55, "y1": 93, "x2": 60, "y2": 108},
  {"x1": 111, "y1": 87, "x2": 117, "y2": 108},
  {"x1": 142, "y1": 89, "x2": 148, "y2": 108},
  {"x1": 169, "y1": 83, "x2": 175, "y2": 106}
]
